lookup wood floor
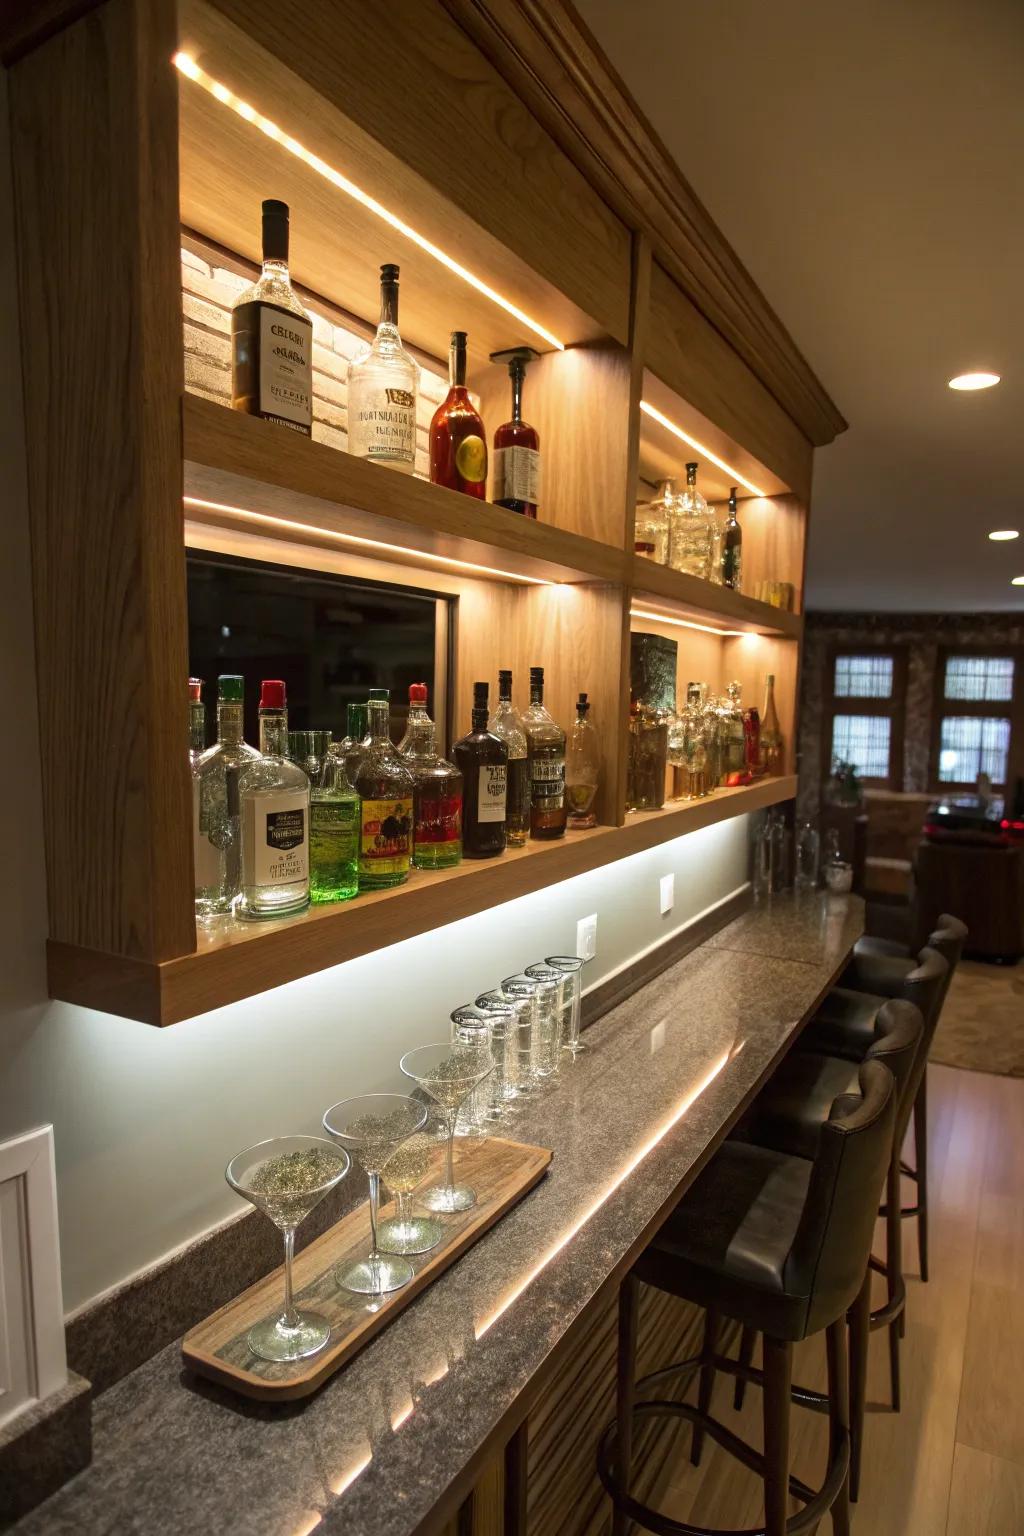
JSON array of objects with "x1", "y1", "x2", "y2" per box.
[{"x1": 641, "y1": 1062, "x2": 1024, "y2": 1536}]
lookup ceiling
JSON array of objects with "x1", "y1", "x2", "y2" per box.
[{"x1": 576, "y1": 0, "x2": 1024, "y2": 613}]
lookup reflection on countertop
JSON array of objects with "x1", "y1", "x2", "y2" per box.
[{"x1": 14, "y1": 894, "x2": 863, "y2": 1536}]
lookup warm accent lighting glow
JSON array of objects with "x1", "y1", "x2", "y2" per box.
[
  {"x1": 630, "y1": 606, "x2": 745, "y2": 638},
  {"x1": 474, "y1": 1050, "x2": 731, "y2": 1339},
  {"x1": 330, "y1": 1452, "x2": 373, "y2": 1498},
  {"x1": 948, "y1": 372, "x2": 1000, "y2": 391},
  {"x1": 1012, "y1": 576, "x2": 1024, "y2": 587},
  {"x1": 183, "y1": 495, "x2": 553, "y2": 585},
  {"x1": 988, "y1": 530, "x2": 1019, "y2": 541},
  {"x1": 639, "y1": 401, "x2": 767, "y2": 497},
  {"x1": 172, "y1": 52, "x2": 565, "y2": 352}
]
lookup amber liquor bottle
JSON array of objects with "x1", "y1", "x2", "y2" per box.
[
  {"x1": 522, "y1": 666, "x2": 567, "y2": 840},
  {"x1": 453, "y1": 682, "x2": 507, "y2": 859},
  {"x1": 429, "y1": 332, "x2": 487, "y2": 497},
  {"x1": 231, "y1": 200, "x2": 312, "y2": 435},
  {"x1": 489, "y1": 670, "x2": 530, "y2": 847},
  {"x1": 491, "y1": 348, "x2": 540, "y2": 518}
]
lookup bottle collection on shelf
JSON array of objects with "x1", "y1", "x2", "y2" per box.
[
  {"x1": 634, "y1": 469, "x2": 743, "y2": 591},
  {"x1": 231, "y1": 200, "x2": 541, "y2": 514},
  {"x1": 190, "y1": 670, "x2": 599, "y2": 922},
  {"x1": 627, "y1": 672, "x2": 784, "y2": 814}
]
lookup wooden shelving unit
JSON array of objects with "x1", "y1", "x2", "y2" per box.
[{"x1": 7, "y1": 0, "x2": 844, "y2": 1027}]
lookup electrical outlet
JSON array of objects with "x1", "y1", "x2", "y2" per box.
[
  {"x1": 577, "y1": 913, "x2": 598, "y2": 961},
  {"x1": 660, "y1": 873, "x2": 674, "y2": 915}
]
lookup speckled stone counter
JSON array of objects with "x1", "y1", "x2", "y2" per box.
[{"x1": 16, "y1": 894, "x2": 862, "y2": 1536}]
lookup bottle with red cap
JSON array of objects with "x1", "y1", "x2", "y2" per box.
[
  {"x1": 399, "y1": 683, "x2": 463, "y2": 870},
  {"x1": 237, "y1": 679, "x2": 311, "y2": 918}
]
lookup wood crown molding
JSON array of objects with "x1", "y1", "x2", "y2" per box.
[{"x1": 441, "y1": 0, "x2": 848, "y2": 449}]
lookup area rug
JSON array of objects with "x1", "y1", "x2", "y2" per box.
[{"x1": 929, "y1": 959, "x2": 1024, "y2": 1077}]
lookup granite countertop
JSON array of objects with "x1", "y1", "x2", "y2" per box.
[{"x1": 18, "y1": 893, "x2": 863, "y2": 1536}]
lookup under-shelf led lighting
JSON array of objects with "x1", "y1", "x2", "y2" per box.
[
  {"x1": 948, "y1": 372, "x2": 1000, "y2": 391},
  {"x1": 988, "y1": 529, "x2": 1019, "y2": 541},
  {"x1": 183, "y1": 494, "x2": 554, "y2": 585},
  {"x1": 639, "y1": 400, "x2": 767, "y2": 497},
  {"x1": 1012, "y1": 575, "x2": 1024, "y2": 587},
  {"x1": 630, "y1": 605, "x2": 746, "y2": 638},
  {"x1": 172, "y1": 52, "x2": 565, "y2": 353}
]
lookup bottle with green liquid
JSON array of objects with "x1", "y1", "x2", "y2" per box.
[{"x1": 310, "y1": 753, "x2": 360, "y2": 903}]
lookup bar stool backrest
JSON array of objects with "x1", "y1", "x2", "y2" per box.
[
  {"x1": 786, "y1": 1059, "x2": 896, "y2": 1337},
  {"x1": 929, "y1": 914, "x2": 968, "y2": 1011},
  {"x1": 902, "y1": 945, "x2": 948, "y2": 1037},
  {"x1": 865, "y1": 999, "x2": 924, "y2": 1146}
]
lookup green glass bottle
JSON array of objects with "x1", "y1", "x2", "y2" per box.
[{"x1": 310, "y1": 752, "x2": 360, "y2": 903}]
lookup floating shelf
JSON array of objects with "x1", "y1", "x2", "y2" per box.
[
  {"x1": 630, "y1": 556, "x2": 804, "y2": 639},
  {"x1": 46, "y1": 776, "x2": 796, "y2": 1026}
]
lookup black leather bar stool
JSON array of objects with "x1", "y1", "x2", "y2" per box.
[
  {"x1": 854, "y1": 912, "x2": 967, "y2": 974},
  {"x1": 800, "y1": 945, "x2": 948, "y2": 1283},
  {"x1": 598, "y1": 1061, "x2": 896, "y2": 1536},
  {"x1": 730, "y1": 1000, "x2": 923, "y2": 1499}
]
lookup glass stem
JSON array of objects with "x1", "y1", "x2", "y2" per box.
[
  {"x1": 282, "y1": 1228, "x2": 300, "y2": 1327},
  {"x1": 396, "y1": 1190, "x2": 411, "y2": 1235},
  {"x1": 444, "y1": 1110, "x2": 457, "y2": 1191},
  {"x1": 368, "y1": 1170, "x2": 381, "y2": 1278}
]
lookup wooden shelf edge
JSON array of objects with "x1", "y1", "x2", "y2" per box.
[
  {"x1": 630, "y1": 557, "x2": 803, "y2": 638},
  {"x1": 46, "y1": 778, "x2": 796, "y2": 1027}
]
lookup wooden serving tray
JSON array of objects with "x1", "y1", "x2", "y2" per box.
[{"x1": 182, "y1": 1136, "x2": 552, "y2": 1401}]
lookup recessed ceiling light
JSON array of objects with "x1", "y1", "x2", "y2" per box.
[
  {"x1": 1012, "y1": 576, "x2": 1024, "y2": 587},
  {"x1": 948, "y1": 372, "x2": 1000, "y2": 391},
  {"x1": 989, "y1": 530, "x2": 1019, "y2": 541}
]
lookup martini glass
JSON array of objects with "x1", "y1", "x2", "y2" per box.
[
  {"x1": 400, "y1": 1041, "x2": 494, "y2": 1213},
  {"x1": 545, "y1": 954, "x2": 587, "y2": 1054},
  {"x1": 322, "y1": 1094, "x2": 428, "y2": 1296},
  {"x1": 225, "y1": 1134, "x2": 350, "y2": 1362},
  {"x1": 377, "y1": 1132, "x2": 443, "y2": 1257}
]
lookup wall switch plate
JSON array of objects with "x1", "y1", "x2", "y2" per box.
[
  {"x1": 660, "y1": 873, "x2": 674, "y2": 915},
  {"x1": 577, "y1": 913, "x2": 598, "y2": 960}
]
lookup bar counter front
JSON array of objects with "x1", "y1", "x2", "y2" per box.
[{"x1": 15, "y1": 894, "x2": 864, "y2": 1536}]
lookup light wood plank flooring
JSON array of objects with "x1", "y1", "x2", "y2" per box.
[{"x1": 637, "y1": 1063, "x2": 1024, "y2": 1536}]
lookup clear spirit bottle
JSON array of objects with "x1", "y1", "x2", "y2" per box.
[
  {"x1": 188, "y1": 677, "x2": 206, "y2": 766},
  {"x1": 633, "y1": 479, "x2": 675, "y2": 563},
  {"x1": 429, "y1": 331, "x2": 487, "y2": 497},
  {"x1": 488, "y1": 669, "x2": 530, "y2": 847},
  {"x1": 193, "y1": 674, "x2": 260, "y2": 918},
  {"x1": 354, "y1": 688, "x2": 415, "y2": 888},
  {"x1": 565, "y1": 693, "x2": 601, "y2": 828},
  {"x1": 397, "y1": 682, "x2": 433, "y2": 756},
  {"x1": 231, "y1": 199, "x2": 312, "y2": 435},
  {"x1": 668, "y1": 462, "x2": 714, "y2": 580},
  {"x1": 330, "y1": 701, "x2": 371, "y2": 784},
  {"x1": 237, "y1": 680, "x2": 311, "y2": 919},
  {"x1": 310, "y1": 751, "x2": 360, "y2": 904},
  {"x1": 761, "y1": 673, "x2": 785, "y2": 775},
  {"x1": 400, "y1": 684, "x2": 463, "y2": 870},
  {"x1": 722, "y1": 681, "x2": 747, "y2": 779},
  {"x1": 522, "y1": 666, "x2": 567, "y2": 839},
  {"x1": 721, "y1": 487, "x2": 743, "y2": 591},
  {"x1": 347, "y1": 263, "x2": 419, "y2": 473},
  {"x1": 627, "y1": 695, "x2": 668, "y2": 810},
  {"x1": 453, "y1": 682, "x2": 507, "y2": 859}
]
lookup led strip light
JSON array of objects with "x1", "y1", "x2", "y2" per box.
[
  {"x1": 173, "y1": 53, "x2": 565, "y2": 352},
  {"x1": 639, "y1": 400, "x2": 767, "y2": 497},
  {"x1": 630, "y1": 605, "x2": 747, "y2": 638}
]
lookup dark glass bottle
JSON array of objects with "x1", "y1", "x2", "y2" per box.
[
  {"x1": 453, "y1": 682, "x2": 508, "y2": 859},
  {"x1": 231, "y1": 200, "x2": 312, "y2": 435},
  {"x1": 721, "y1": 486, "x2": 743, "y2": 591},
  {"x1": 429, "y1": 332, "x2": 487, "y2": 498},
  {"x1": 492, "y1": 350, "x2": 540, "y2": 518},
  {"x1": 522, "y1": 666, "x2": 567, "y2": 840}
]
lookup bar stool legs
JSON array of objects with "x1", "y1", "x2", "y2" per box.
[
  {"x1": 913, "y1": 1073, "x2": 929, "y2": 1282},
  {"x1": 613, "y1": 1273, "x2": 639, "y2": 1536},
  {"x1": 691, "y1": 1307, "x2": 720, "y2": 1467},
  {"x1": 733, "y1": 1325, "x2": 756, "y2": 1411},
  {"x1": 762, "y1": 1336, "x2": 792, "y2": 1535},
  {"x1": 825, "y1": 1321, "x2": 852, "y2": 1536},
  {"x1": 847, "y1": 1274, "x2": 870, "y2": 1502}
]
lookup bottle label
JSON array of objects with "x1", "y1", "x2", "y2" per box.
[
  {"x1": 531, "y1": 757, "x2": 565, "y2": 810},
  {"x1": 477, "y1": 764, "x2": 507, "y2": 823},
  {"x1": 415, "y1": 793, "x2": 463, "y2": 844},
  {"x1": 349, "y1": 388, "x2": 417, "y2": 464},
  {"x1": 244, "y1": 791, "x2": 309, "y2": 889},
  {"x1": 310, "y1": 798, "x2": 359, "y2": 865},
  {"x1": 455, "y1": 434, "x2": 487, "y2": 485},
  {"x1": 493, "y1": 446, "x2": 540, "y2": 504},
  {"x1": 360, "y1": 797, "x2": 413, "y2": 873},
  {"x1": 192, "y1": 778, "x2": 223, "y2": 889},
  {"x1": 258, "y1": 309, "x2": 312, "y2": 430}
]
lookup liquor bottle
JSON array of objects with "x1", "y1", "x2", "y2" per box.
[
  {"x1": 668, "y1": 462, "x2": 714, "y2": 580},
  {"x1": 354, "y1": 688, "x2": 415, "y2": 888},
  {"x1": 627, "y1": 693, "x2": 668, "y2": 811},
  {"x1": 721, "y1": 487, "x2": 743, "y2": 591},
  {"x1": 566, "y1": 694, "x2": 600, "y2": 828},
  {"x1": 491, "y1": 349, "x2": 540, "y2": 518},
  {"x1": 429, "y1": 332, "x2": 487, "y2": 498},
  {"x1": 237, "y1": 680, "x2": 310, "y2": 919},
  {"x1": 401, "y1": 684, "x2": 463, "y2": 870},
  {"x1": 699, "y1": 683, "x2": 722, "y2": 790},
  {"x1": 744, "y1": 705, "x2": 763, "y2": 775},
  {"x1": 522, "y1": 666, "x2": 567, "y2": 839},
  {"x1": 489, "y1": 669, "x2": 530, "y2": 847},
  {"x1": 633, "y1": 479, "x2": 675, "y2": 563},
  {"x1": 231, "y1": 199, "x2": 312, "y2": 435},
  {"x1": 453, "y1": 682, "x2": 507, "y2": 859},
  {"x1": 347, "y1": 263, "x2": 419, "y2": 472},
  {"x1": 193, "y1": 674, "x2": 260, "y2": 918},
  {"x1": 721, "y1": 680, "x2": 748, "y2": 781},
  {"x1": 310, "y1": 753, "x2": 360, "y2": 904},
  {"x1": 761, "y1": 673, "x2": 785, "y2": 775},
  {"x1": 683, "y1": 682, "x2": 711, "y2": 800},
  {"x1": 331, "y1": 701, "x2": 371, "y2": 784},
  {"x1": 188, "y1": 677, "x2": 206, "y2": 765}
]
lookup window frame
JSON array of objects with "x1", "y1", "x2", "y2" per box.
[
  {"x1": 822, "y1": 643, "x2": 907, "y2": 791},
  {"x1": 929, "y1": 644, "x2": 1024, "y2": 791}
]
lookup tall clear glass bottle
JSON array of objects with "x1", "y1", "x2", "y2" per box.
[
  {"x1": 188, "y1": 677, "x2": 206, "y2": 766},
  {"x1": 354, "y1": 689, "x2": 415, "y2": 888},
  {"x1": 761, "y1": 673, "x2": 785, "y2": 775},
  {"x1": 668, "y1": 462, "x2": 714, "y2": 580},
  {"x1": 722, "y1": 681, "x2": 747, "y2": 779},
  {"x1": 347, "y1": 263, "x2": 419, "y2": 473},
  {"x1": 400, "y1": 684, "x2": 463, "y2": 870},
  {"x1": 310, "y1": 752, "x2": 360, "y2": 904},
  {"x1": 627, "y1": 694, "x2": 668, "y2": 811},
  {"x1": 332, "y1": 701, "x2": 371, "y2": 784},
  {"x1": 633, "y1": 479, "x2": 675, "y2": 563},
  {"x1": 489, "y1": 670, "x2": 530, "y2": 847},
  {"x1": 454, "y1": 682, "x2": 507, "y2": 859},
  {"x1": 429, "y1": 331, "x2": 487, "y2": 497},
  {"x1": 231, "y1": 199, "x2": 312, "y2": 435},
  {"x1": 721, "y1": 487, "x2": 743, "y2": 591},
  {"x1": 193, "y1": 675, "x2": 260, "y2": 918},
  {"x1": 683, "y1": 682, "x2": 711, "y2": 799},
  {"x1": 237, "y1": 680, "x2": 311, "y2": 919},
  {"x1": 522, "y1": 666, "x2": 567, "y2": 840},
  {"x1": 566, "y1": 693, "x2": 601, "y2": 828}
]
